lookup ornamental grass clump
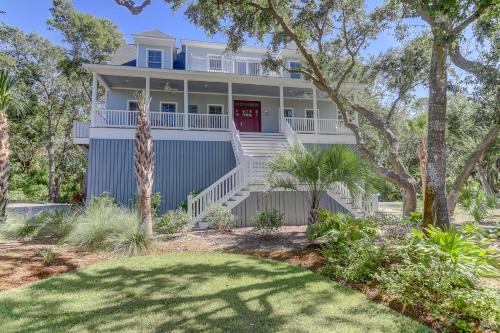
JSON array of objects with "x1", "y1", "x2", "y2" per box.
[{"x1": 66, "y1": 198, "x2": 154, "y2": 255}]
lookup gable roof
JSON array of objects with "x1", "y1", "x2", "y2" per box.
[
  {"x1": 109, "y1": 44, "x2": 136, "y2": 66},
  {"x1": 133, "y1": 29, "x2": 175, "y2": 40}
]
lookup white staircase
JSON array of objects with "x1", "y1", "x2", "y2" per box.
[
  {"x1": 238, "y1": 133, "x2": 290, "y2": 157},
  {"x1": 187, "y1": 120, "x2": 377, "y2": 228}
]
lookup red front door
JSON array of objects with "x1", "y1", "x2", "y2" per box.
[{"x1": 234, "y1": 100, "x2": 261, "y2": 132}]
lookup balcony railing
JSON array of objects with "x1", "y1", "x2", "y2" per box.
[
  {"x1": 94, "y1": 109, "x2": 229, "y2": 131},
  {"x1": 72, "y1": 121, "x2": 89, "y2": 138},
  {"x1": 284, "y1": 117, "x2": 351, "y2": 135},
  {"x1": 186, "y1": 54, "x2": 281, "y2": 77}
]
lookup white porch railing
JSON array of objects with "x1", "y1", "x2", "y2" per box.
[
  {"x1": 285, "y1": 117, "x2": 315, "y2": 133},
  {"x1": 72, "y1": 121, "x2": 89, "y2": 138},
  {"x1": 93, "y1": 109, "x2": 229, "y2": 131},
  {"x1": 188, "y1": 114, "x2": 229, "y2": 130},
  {"x1": 285, "y1": 117, "x2": 351, "y2": 135},
  {"x1": 281, "y1": 117, "x2": 304, "y2": 149},
  {"x1": 329, "y1": 182, "x2": 379, "y2": 216},
  {"x1": 187, "y1": 164, "x2": 246, "y2": 222},
  {"x1": 186, "y1": 54, "x2": 280, "y2": 77}
]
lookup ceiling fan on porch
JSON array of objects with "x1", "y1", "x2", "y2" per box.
[{"x1": 163, "y1": 82, "x2": 180, "y2": 93}]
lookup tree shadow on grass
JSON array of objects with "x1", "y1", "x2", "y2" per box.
[{"x1": 0, "y1": 253, "x2": 432, "y2": 333}]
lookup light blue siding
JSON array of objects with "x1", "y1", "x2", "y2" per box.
[
  {"x1": 137, "y1": 44, "x2": 173, "y2": 69},
  {"x1": 232, "y1": 191, "x2": 349, "y2": 227},
  {"x1": 87, "y1": 139, "x2": 236, "y2": 213}
]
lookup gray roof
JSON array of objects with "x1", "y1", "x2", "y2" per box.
[
  {"x1": 133, "y1": 29, "x2": 175, "y2": 39},
  {"x1": 109, "y1": 44, "x2": 136, "y2": 66}
]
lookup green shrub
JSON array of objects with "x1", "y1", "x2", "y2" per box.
[
  {"x1": 377, "y1": 258, "x2": 499, "y2": 331},
  {"x1": 402, "y1": 210, "x2": 422, "y2": 225},
  {"x1": 37, "y1": 248, "x2": 57, "y2": 266},
  {"x1": 66, "y1": 201, "x2": 153, "y2": 255},
  {"x1": 253, "y1": 209, "x2": 284, "y2": 235},
  {"x1": 156, "y1": 209, "x2": 191, "y2": 234},
  {"x1": 307, "y1": 210, "x2": 376, "y2": 243},
  {"x1": 207, "y1": 204, "x2": 236, "y2": 231},
  {"x1": 34, "y1": 210, "x2": 76, "y2": 242},
  {"x1": 412, "y1": 226, "x2": 499, "y2": 281},
  {"x1": 322, "y1": 238, "x2": 388, "y2": 283},
  {"x1": 0, "y1": 215, "x2": 38, "y2": 239},
  {"x1": 459, "y1": 181, "x2": 497, "y2": 223},
  {"x1": 111, "y1": 224, "x2": 154, "y2": 256}
]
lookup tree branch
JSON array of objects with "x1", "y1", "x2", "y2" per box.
[
  {"x1": 114, "y1": 0, "x2": 152, "y2": 14},
  {"x1": 449, "y1": 42, "x2": 497, "y2": 78},
  {"x1": 450, "y1": 2, "x2": 493, "y2": 37}
]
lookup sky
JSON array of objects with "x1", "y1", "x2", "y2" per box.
[{"x1": 0, "y1": 0, "x2": 427, "y2": 96}]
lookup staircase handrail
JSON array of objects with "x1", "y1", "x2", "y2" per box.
[{"x1": 281, "y1": 118, "x2": 304, "y2": 150}]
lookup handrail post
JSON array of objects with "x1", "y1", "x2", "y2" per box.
[{"x1": 187, "y1": 194, "x2": 193, "y2": 219}]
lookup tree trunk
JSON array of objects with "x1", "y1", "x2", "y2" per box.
[
  {"x1": 47, "y1": 141, "x2": 57, "y2": 202},
  {"x1": 307, "y1": 191, "x2": 320, "y2": 224},
  {"x1": 0, "y1": 112, "x2": 9, "y2": 222},
  {"x1": 447, "y1": 124, "x2": 499, "y2": 217},
  {"x1": 477, "y1": 164, "x2": 493, "y2": 196},
  {"x1": 134, "y1": 93, "x2": 154, "y2": 235},
  {"x1": 423, "y1": 40, "x2": 449, "y2": 229},
  {"x1": 402, "y1": 183, "x2": 417, "y2": 217},
  {"x1": 417, "y1": 136, "x2": 429, "y2": 229}
]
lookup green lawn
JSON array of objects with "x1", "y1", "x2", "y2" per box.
[{"x1": 0, "y1": 253, "x2": 431, "y2": 333}]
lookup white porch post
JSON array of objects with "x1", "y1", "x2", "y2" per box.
[
  {"x1": 312, "y1": 87, "x2": 318, "y2": 134},
  {"x1": 279, "y1": 85, "x2": 284, "y2": 131},
  {"x1": 145, "y1": 76, "x2": 150, "y2": 115},
  {"x1": 184, "y1": 79, "x2": 189, "y2": 130},
  {"x1": 228, "y1": 81, "x2": 233, "y2": 129},
  {"x1": 90, "y1": 73, "x2": 97, "y2": 127}
]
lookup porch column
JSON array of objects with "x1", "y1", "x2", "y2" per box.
[
  {"x1": 90, "y1": 73, "x2": 97, "y2": 127},
  {"x1": 227, "y1": 81, "x2": 233, "y2": 129},
  {"x1": 279, "y1": 85, "x2": 284, "y2": 131},
  {"x1": 145, "y1": 76, "x2": 150, "y2": 115},
  {"x1": 184, "y1": 79, "x2": 189, "y2": 130},
  {"x1": 312, "y1": 87, "x2": 318, "y2": 134}
]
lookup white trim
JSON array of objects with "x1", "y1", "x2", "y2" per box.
[
  {"x1": 159, "y1": 101, "x2": 178, "y2": 113},
  {"x1": 127, "y1": 99, "x2": 139, "y2": 111},
  {"x1": 181, "y1": 39, "x2": 267, "y2": 53},
  {"x1": 298, "y1": 133, "x2": 356, "y2": 145},
  {"x1": 283, "y1": 107, "x2": 294, "y2": 117},
  {"x1": 83, "y1": 63, "x2": 335, "y2": 89},
  {"x1": 107, "y1": 87, "x2": 333, "y2": 101},
  {"x1": 90, "y1": 127, "x2": 231, "y2": 141},
  {"x1": 207, "y1": 103, "x2": 225, "y2": 115},
  {"x1": 207, "y1": 54, "x2": 224, "y2": 72},
  {"x1": 170, "y1": 46, "x2": 173, "y2": 69},
  {"x1": 146, "y1": 48, "x2": 164, "y2": 69}
]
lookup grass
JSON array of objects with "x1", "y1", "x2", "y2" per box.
[{"x1": 0, "y1": 253, "x2": 431, "y2": 333}]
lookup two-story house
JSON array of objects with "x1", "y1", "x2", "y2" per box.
[{"x1": 73, "y1": 30, "x2": 376, "y2": 228}]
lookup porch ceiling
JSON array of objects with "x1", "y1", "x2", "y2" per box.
[{"x1": 99, "y1": 74, "x2": 327, "y2": 98}]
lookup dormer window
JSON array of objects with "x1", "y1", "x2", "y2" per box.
[
  {"x1": 288, "y1": 60, "x2": 301, "y2": 79},
  {"x1": 208, "y1": 55, "x2": 223, "y2": 72},
  {"x1": 147, "y1": 49, "x2": 163, "y2": 68}
]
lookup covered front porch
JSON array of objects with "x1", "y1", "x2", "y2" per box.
[{"x1": 89, "y1": 70, "x2": 355, "y2": 136}]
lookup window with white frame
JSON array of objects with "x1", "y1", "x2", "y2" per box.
[
  {"x1": 128, "y1": 100, "x2": 139, "y2": 111},
  {"x1": 208, "y1": 55, "x2": 223, "y2": 72},
  {"x1": 288, "y1": 60, "x2": 301, "y2": 79},
  {"x1": 236, "y1": 61, "x2": 247, "y2": 75},
  {"x1": 248, "y1": 62, "x2": 261, "y2": 76},
  {"x1": 147, "y1": 49, "x2": 163, "y2": 68},
  {"x1": 283, "y1": 108, "x2": 293, "y2": 118},
  {"x1": 188, "y1": 105, "x2": 198, "y2": 113},
  {"x1": 305, "y1": 109, "x2": 315, "y2": 119},
  {"x1": 208, "y1": 104, "x2": 223, "y2": 115},
  {"x1": 160, "y1": 102, "x2": 176, "y2": 113}
]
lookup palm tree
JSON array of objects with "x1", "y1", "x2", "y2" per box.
[
  {"x1": 268, "y1": 145, "x2": 364, "y2": 224},
  {"x1": 134, "y1": 90, "x2": 154, "y2": 235},
  {"x1": 0, "y1": 70, "x2": 20, "y2": 223}
]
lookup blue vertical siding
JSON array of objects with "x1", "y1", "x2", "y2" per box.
[
  {"x1": 87, "y1": 139, "x2": 236, "y2": 214},
  {"x1": 232, "y1": 191, "x2": 349, "y2": 227}
]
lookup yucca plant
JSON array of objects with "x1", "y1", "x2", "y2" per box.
[
  {"x1": 412, "y1": 225, "x2": 499, "y2": 282},
  {"x1": 268, "y1": 145, "x2": 364, "y2": 224},
  {"x1": 0, "y1": 70, "x2": 22, "y2": 222}
]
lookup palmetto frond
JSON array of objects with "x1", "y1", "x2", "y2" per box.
[{"x1": 0, "y1": 69, "x2": 22, "y2": 113}]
